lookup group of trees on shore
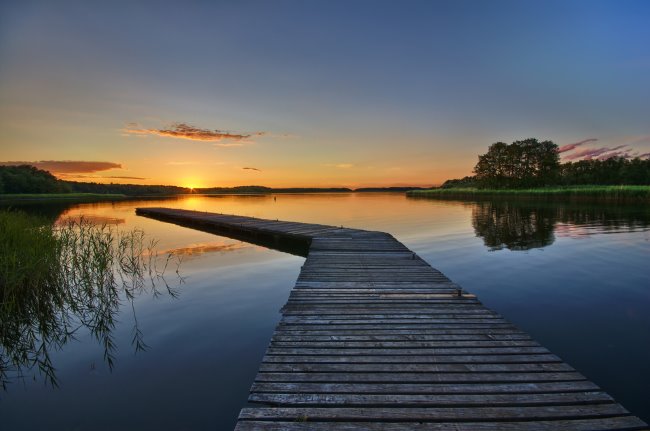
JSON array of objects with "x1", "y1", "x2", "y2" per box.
[
  {"x1": 0, "y1": 165, "x2": 71, "y2": 194},
  {"x1": 442, "y1": 139, "x2": 650, "y2": 188},
  {"x1": 0, "y1": 165, "x2": 189, "y2": 195}
]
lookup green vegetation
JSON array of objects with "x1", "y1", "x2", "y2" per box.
[
  {"x1": 0, "y1": 165, "x2": 71, "y2": 194},
  {"x1": 0, "y1": 193, "x2": 126, "y2": 202},
  {"x1": 408, "y1": 185, "x2": 650, "y2": 203},
  {"x1": 559, "y1": 157, "x2": 650, "y2": 185},
  {"x1": 473, "y1": 138, "x2": 560, "y2": 188},
  {"x1": 0, "y1": 210, "x2": 179, "y2": 388},
  {"x1": 0, "y1": 165, "x2": 189, "y2": 197},
  {"x1": 440, "y1": 139, "x2": 650, "y2": 190},
  {"x1": 67, "y1": 181, "x2": 189, "y2": 196}
]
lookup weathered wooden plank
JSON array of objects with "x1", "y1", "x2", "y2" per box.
[
  {"x1": 271, "y1": 333, "x2": 533, "y2": 342},
  {"x1": 235, "y1": 417, "x2": 649, "y2": 431},
  {"x1": 267, "y1": 340, "x2": 541, "y2": 349},
  {"x1": 266, "y1": 347, "x2": 552, "y2": 355},
  {"x1": 280, "y1": 313, "x2": 501, "y2": 320},
  {"x1": 254, "y1": 372, "x2": 586, "y2": 383},
  {"x1": 272, "y1": 328, "x2": 527, "y2": 336},
  {"x1": 248, "y1": 391, "x2": 613, "y2": 406},
  {"x1": 250, "y1": 381, "x2": 601, "y2": 394},
  {"x1": 276, "y1": 323, "x2": 521, "y2": 331},
  {"x1": 261, "y1": 354, "x2": 561, "y2": 364},
  {"x1": 237, "y1": 404, "x2": 630, "y2": 421},
  {"x1": 279, "y1": 318, "x2": 506, "y2": 325},
  {"x1": 258, "y1": 363, "x2": 574, "y2": 373}
]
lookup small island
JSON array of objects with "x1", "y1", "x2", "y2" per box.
[{"x1": 408, "y1": 138, "x2": 650, "y2": 203}]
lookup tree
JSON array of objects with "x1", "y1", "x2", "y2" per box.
[
  {"x1": 473, "y1": 138, "x2": 560, "y2": 188},
  {"x1": 0, "y1": 165, "x2": 71, "y2": 194}
]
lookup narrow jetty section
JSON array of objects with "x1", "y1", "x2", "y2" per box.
[{"x1": 136, "y1": 207, "x2": 648, "y2": 431}]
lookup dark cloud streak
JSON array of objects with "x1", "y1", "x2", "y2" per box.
[
  {"x1": 557, "y1": 138, "x2": 598, "y2": 153},
  {"x1": 564, "y1": 145, "x2": 628, "y2": 161},
  {"x1": 0, "y1": 160, "x2": 121, "y2": 173},
  {"x1": 125, "y1": 122, "x2": 264, "y2": 142}
]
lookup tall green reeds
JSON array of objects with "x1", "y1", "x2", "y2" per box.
[
  {"x1": 0, "y1": 210, "x2": 180, "y2": 389},
  {"x1": 406, "y1": 185, "x2": 650, "y2": 203}
]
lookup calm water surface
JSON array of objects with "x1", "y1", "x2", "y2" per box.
[{"x1": 2, "y1": 193, "x2": 649, "y2": 429}]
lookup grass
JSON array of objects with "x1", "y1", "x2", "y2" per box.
[
  {"x1": 0, "y1": 210, "x2": 180, "y2": 389},
  {"x1": 407, "y1": 185, "x2": 650, "y2": 203},
  {"x1": 0, "y1": 193, "x2": 127, "y2": 202}
]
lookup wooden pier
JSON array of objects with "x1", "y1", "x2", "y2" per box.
[{"x1": 136, "y1": 207, "x2": 648, "y2": 431}]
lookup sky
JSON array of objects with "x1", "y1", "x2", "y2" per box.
[{"x1": 1, "y1": 0, "x2": 649, "y2": 188}]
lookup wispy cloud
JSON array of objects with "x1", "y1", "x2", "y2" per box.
[
  {"x1": 124, "y1": 122, "x2": 264, "y2": 142},
  {"x1": 595, "y1": 150, "x2": 631, "y2": 161},
  {"x1": 242, "y1": 167, "x2": 261, "y2": 171},
  {"x1": 213, "y1": 142, "x2": 245, "y2": 147},
  {"x1": 325, "y1": 163, "x2": 354, "y2": 169},
  {"x1": 560, "y1": 136, "x2": 650, "y2": 161},
  {"x1": 58, "y1": 174, "x2": 147, "y2": 180},
  {"x1": 557, "y1": 138, "x2": 598, "y2": 153},
  {"x1": 166, "y1": 161, "x2": 197, "y2": 166},
  {"x1": 564, "y1": 145, "x2": 628, "y2": 161},
  {"x1": 0, "y1": 160, "x2": 121, "y2": 173}
]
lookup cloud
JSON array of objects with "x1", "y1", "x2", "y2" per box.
[
  {"x1": 0, "y1": 160, "x2": 121, "y2": 173},
  {"x1": 166, "y1": 161, "x2": 197, "y2": 166},
  {"x1": 56, "y1": 174, "x2": 147, "y2": 181},
  {"x1": 325, "y1": 163, "x2": 354, "y2": 169},
  {"x1": 557, "y1": 138, "x2": 598, "y2": 153},
  {"x1": 124, "y1": 122, "x2": 264, "y2": 142},
  {"x1": 563, "y1": 145, "x2": 628, "y2": 161},
  {"x1": 242, "y1": 167, "x2": 261, "y2": 171},
  {"x1": 213, "y1": 142, "x2": 245, "y2": 147},
  {"x1": 105, "y1": 176, "x2": 146, "y2": 180},
  {"x1": 595, "y1": 150, "x2": 632, "y2": 161}
]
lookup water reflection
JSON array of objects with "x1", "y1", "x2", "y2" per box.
[
  {"x1": 471, "y1": 201, "x2": 650, "y2": 251},
  {"x1": 159, "y1": 241, "x2": 251, "y2": 257},
  {"x1": 0, "y1": 216, "x2": 181, "y2": 389}
]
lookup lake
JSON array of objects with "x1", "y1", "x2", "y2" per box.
[{"x1": 1, "y1": 193, "x2": 649, "y2": 429}]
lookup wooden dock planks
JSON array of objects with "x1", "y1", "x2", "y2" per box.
[{"x1": 135, "y1": 208, "x2": 648, "y2": 431}]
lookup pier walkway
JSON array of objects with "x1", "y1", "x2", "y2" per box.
[{"x1": 136, "y1": 207, "x2": 648, "y2": 431}]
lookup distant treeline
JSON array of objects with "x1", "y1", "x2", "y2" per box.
[
  {"x1": 1, "y1": 165, "x2": 425, "y2": 196},
  {"x1": 195, "y1": 186, "x2": 352, "y2": 194},
  {"x1": 196, "y1": 186, "x2": 427, "y2": 193},
  {"x1": 67, "y1": 181, "x2": 189, "y2": 196},
  {"x1": 441, "y1": 139, "x2": 650, "y2": 188}
]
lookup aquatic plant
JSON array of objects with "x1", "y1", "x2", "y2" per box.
[{"x1": 0, "y1": 210, "x2": 181, "y2": 389}]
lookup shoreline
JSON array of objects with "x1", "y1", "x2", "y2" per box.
[{"x1": 407, "y1": 185, "x2": 650, "y2": 204}]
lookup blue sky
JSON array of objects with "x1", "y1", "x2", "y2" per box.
[{"x1": 1, "y1": 0, "x2": 649, "y2": 187}]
